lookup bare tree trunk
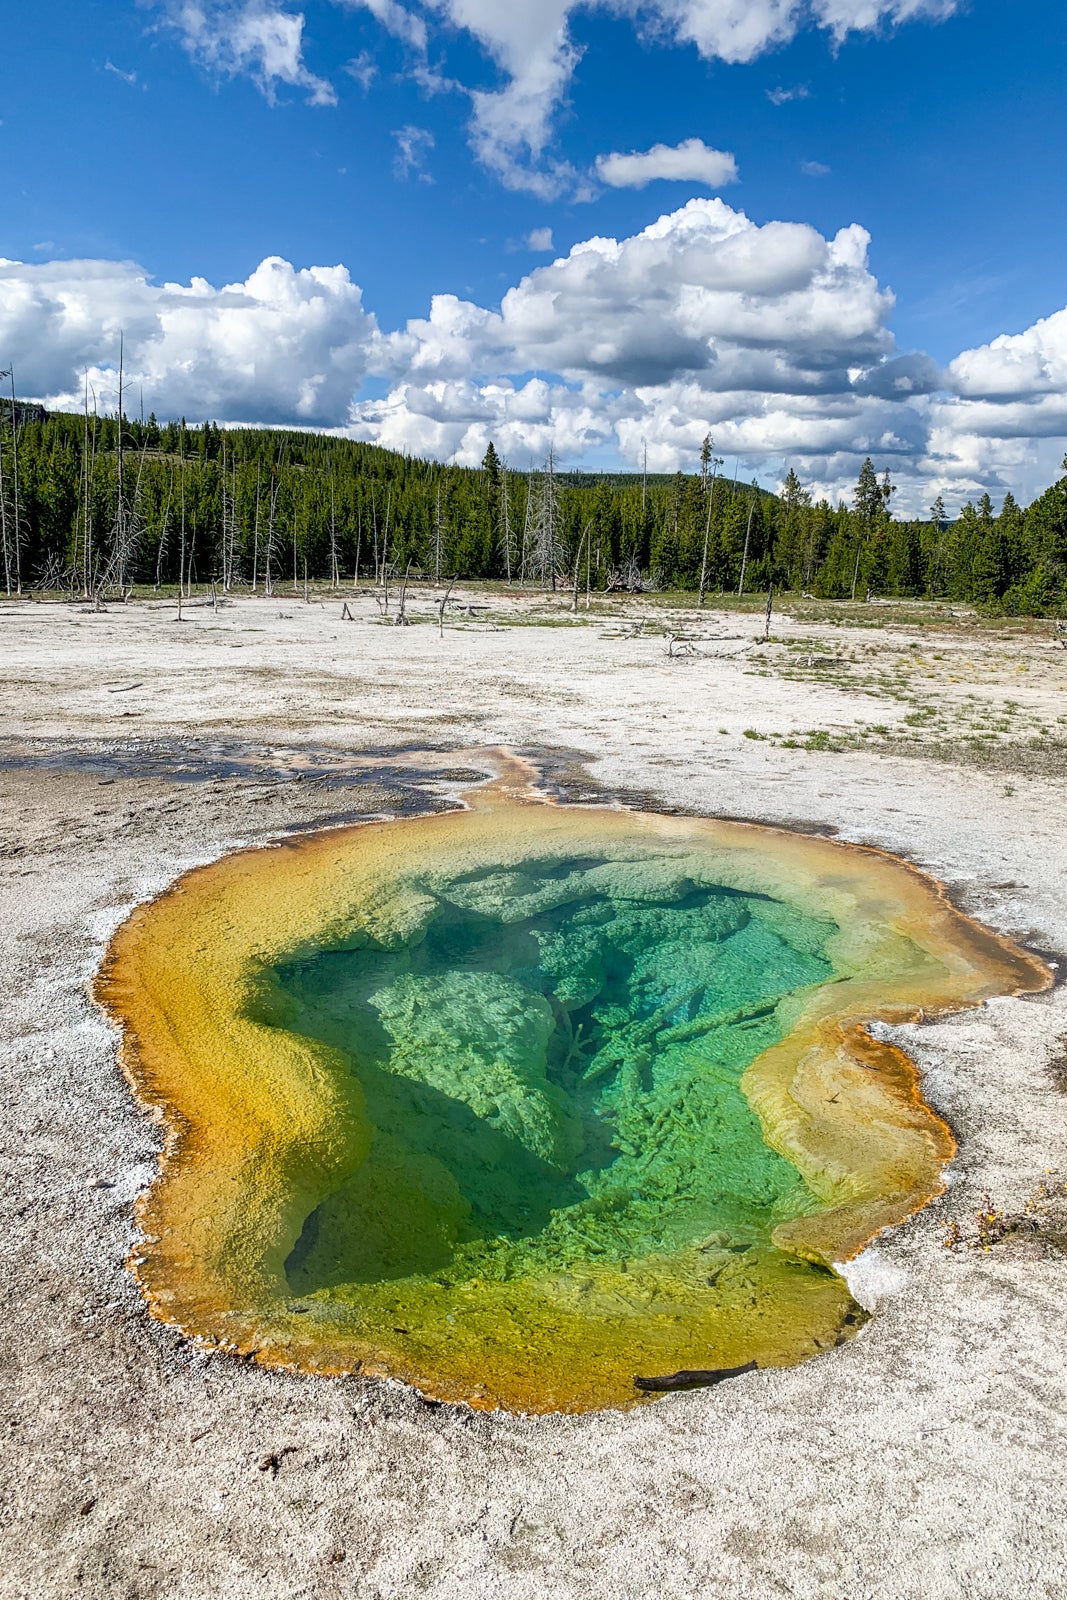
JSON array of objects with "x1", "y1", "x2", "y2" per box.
[
  {"x1": 124, "y1": 435, "x2": 151, "y2": 600},
  {"x1": 698, "y1": 477, "x2": 714, "y2": 608},
  {"x1": 155, "y1": 465, "x2": 174, "y2": 590},
  {"x1": 220, "y1": 439, "x2": 229, "y2": 592},
  {"x1": 329, "y1": 476, "x2": 339, "y2": 589},
  {"x1": 437, "y1": 577, "x2": 456, "y2": 637},
  {"x1": 114, "y1": 336, "x2": 125, "y2": 594},
  {"x1": 265, "y1": 470, "x2": 279, "y2": 598},
  {"x1": 179, "y1": 431, "x2": 187, "y2": 601},
  {"x1": 395, "y1": 560, "x2": 412, "y2": 624},
  {"x1": 292, "y1": 513, "x2": 299, "y2": 595},
  {"x1": 530, "y1": 447, "x2": 560, "y2": 589},
  {"x1": 572, "y1": 522, "x2": 591, "y2": 612},
  {"x1": 11, "y1": 375, "x2": 21, "y2": 595},
  {"x1": 84, "y1": 384, "x2": 97, "y2": 599},
  {"x1": 229, "y1": 449, "x2": 239, "y2": 591},
  {"x1": 519, "y1": 476, "x2": 531, "y2": 587},
  {"x1": 382, "y1": 487, "x2": 392, "y2": 590},
  {"x1": 0, "y1": 386, "x2": 9, "y2": 597},
  {"x1": 501, "y1": 463, "x2": 513, "y2": 582},
  {"x1": 251, "y1": 462, "x2": 261, "y2": 593},
  {"x1": 850, "y1": 535, "x2": 864, "y2": 602},
  {"x1": 9, "y1": 369, "x2": 22, "y2": 594},
  {"x1": 738, "y1": 493, "x2": 755, "y2": 597}
]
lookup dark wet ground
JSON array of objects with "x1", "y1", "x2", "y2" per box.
[{"x1": 0, "y1": 736, "x2": 614, "y2": 837}]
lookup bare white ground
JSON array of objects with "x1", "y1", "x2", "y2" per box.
[{"x1": 0, "y1": 589, "x2": 1065, "y2": 1600}]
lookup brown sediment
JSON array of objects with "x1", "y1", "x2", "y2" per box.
[{"x1": 96, "y1": 749, "x2": 1051, "y2": 1412}]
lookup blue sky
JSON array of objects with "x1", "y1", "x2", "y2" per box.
[{"x1": 1, "y1": 1, "x2": 1065, "y2": 510}]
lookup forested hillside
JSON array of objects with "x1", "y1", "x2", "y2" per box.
[{"x1": 0, "y1": 404, "x2": 1064, "y2": 613}]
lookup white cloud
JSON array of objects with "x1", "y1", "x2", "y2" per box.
[
  {"x1": 913, "y1": 309, "x2": 1067, "y2": 506},
  {"x1": 0, "y1": 254, "x2": 380, "y2": 425},
  {"x1": 152, "y1": 0, "x2": 964, "y2": 193},
  {"x1": 596, "y1": 139, "x2": 738, "y2": 190},
  {"x1": 649, "y1": 0, "x2": 959, "y2": 61},
  {"x1": 524, "y1": 227, "x2": 555, "y2": 252},
  {"x1": 382, "y1": 1, "x2": 962, "y2": 190},
  {"x1": 392, "y1": 123, "x2": 435, "y2": 179},
  {"x1": 801, "y1": 160, "x2": 831, "y2": 176},
  {"x1": 342, "y1": 0, "x2": 428, "y2": 51},
  {"x1": 946, "y1": 306, "x2": 1067, "y2": 402},
  {"x1": 767, "y1": 84, "x2": 809, "y2": 104},
  {"x1": 344, "y1": 50, "x2": 377, "y2": 89},
  {"x1": 388, "y1": 201, "x2": 894, "y2": 391},
  {"x1": 4, "y1": 193, "x2": 1064, "y2": 512},
  {"x1": 158, "y1": 1, "x2": 336, "y2": 105},
  {"x1": 105, "y1": 59, "x2": 140, "y2": 85}
]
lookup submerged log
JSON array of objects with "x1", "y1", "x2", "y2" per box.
[{"x1": 633, "y1": 1361, "x2": 758, "y2": 1392}]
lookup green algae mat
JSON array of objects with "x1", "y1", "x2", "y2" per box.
[{"x1": 98, "y1": 759, "x2": 1049, "y2": 1412}]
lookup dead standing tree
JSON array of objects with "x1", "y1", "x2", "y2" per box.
[
  {"x1": 154, "y1": 464, "x2": 175, "y2": 590},
  {"x1": 94, "y1": 432, "x2": 150, "y2": 609},
  {"x1": 0, "y1": 366, "x2": 24, "y2": 595},
  {"x1": 219, "y1": 440, "x2": 242, "y2": 593},
  {"x1": 251, "y1": 462, "x2": 262, "y2": 592},
  {"x1": 433, "y1": 480, "x2": 447, "y2": 584},
  {"x1": 499, "y1": 462, "x2": 517, "y2": 582},
  {"x1": 571, "y1": 520, "x2": 593, "y2": 613},
  {"x1": 527, "y1": 446, "x2": 562, "y2": 590},
  {"x1": 0, "y1": 385, "x2": 11, "y2": 596},
  {"x1": 737, "y1": 484, "x2": 757, "y2": 597},
  {"x1": 698, "y1": 448, "x2": 724, "y2": 608},
  {"x1": 263, "y1": 444, "x2": 287, "y2": 599},
  {"x1": 77, "y1": 376, "x2": 98, "y2": 599},
  {"x1": 328, "y1": 475, "x2": 340, "y2": 590}
]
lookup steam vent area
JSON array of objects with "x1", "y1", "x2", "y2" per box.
[{"x1": 98, "y1": 755, "x2": 1049, "y2": 1414}]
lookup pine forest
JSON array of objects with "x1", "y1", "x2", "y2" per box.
[{"x1": 0, "y1": 403, "x2": 1064, "y2": 614}]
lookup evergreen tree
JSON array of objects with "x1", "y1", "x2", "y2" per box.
[{"x1": 850, "y1": 457, "x2": 883, "y2": 598}]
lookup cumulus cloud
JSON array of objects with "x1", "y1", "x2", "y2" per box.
[
  {"x1": 524, "y1": 227, "x2": 555, "y2": 252},
  {"x1": 911, "y1": 309, "x2": 1067, "y2": 505},
  {"x1": 386, "y1": 201, "x2": 894, "y2": 392},
  {"x1": 3, "y1": 195, "x2": 1064, "y2": 511},
  {"x1": 595, "y1": 139, "x2": 738, "y2": 190},
  {"x1": 946, "y1": 306, "x2": 1067, "y2": 402},
  {"x1": 157, "y1": 1, "x2": 337, "y2": 105},
  {"x1": 0, "y1": 255, "x2": 380, "y2": 425}
]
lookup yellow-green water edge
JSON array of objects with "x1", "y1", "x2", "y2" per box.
[{"x1": 97, "y1": 758, "x2": 1050, "y2": 1412}]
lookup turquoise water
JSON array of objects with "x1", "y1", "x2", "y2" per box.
[{"x1": 259, "y1": 853, "x2": 840, "y2": 1298}]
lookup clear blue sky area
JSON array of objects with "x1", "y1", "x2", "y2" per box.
[
  {"x1": 3, "y1": 1, "x2": 1060, "y2": 356},
  {"x1": 1, "y1": 2, "x2": 1064, "y2": 506}
]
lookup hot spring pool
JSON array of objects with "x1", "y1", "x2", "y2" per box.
[{"x1": 98, "y1": 761, "x2": 1047, "y2": 1411}]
